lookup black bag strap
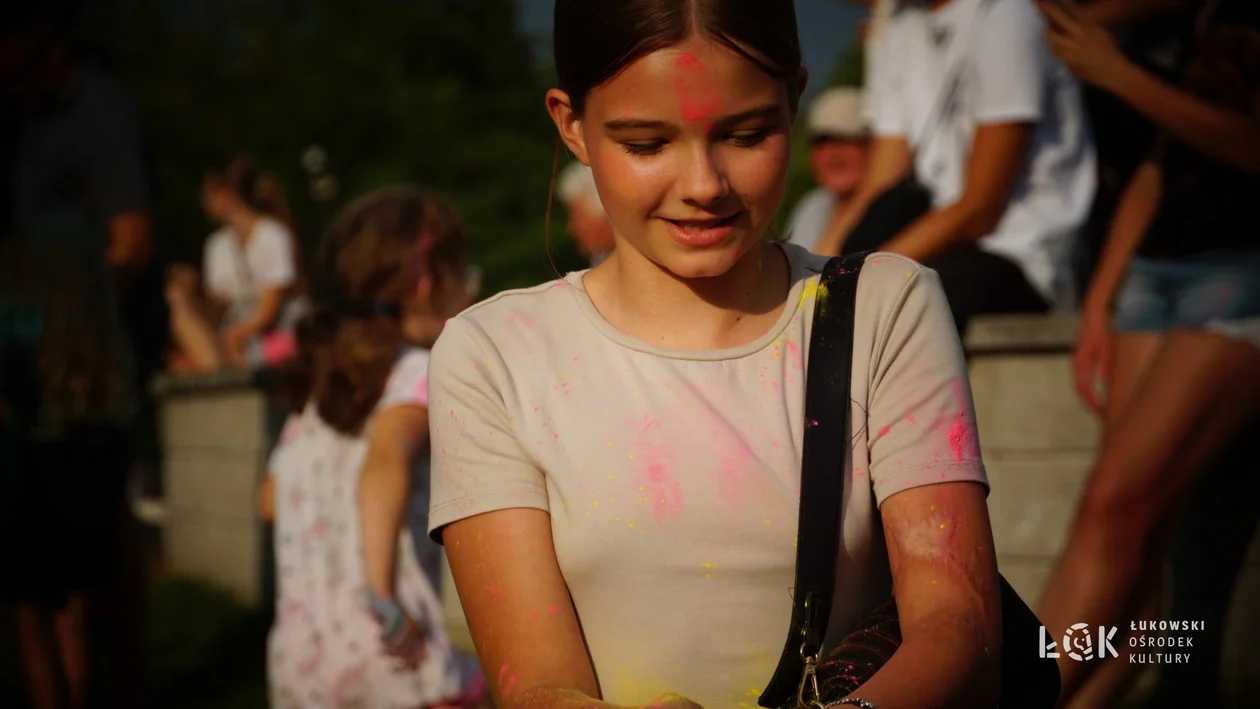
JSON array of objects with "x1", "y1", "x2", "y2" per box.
[{"x1": 759, "y1": 251, "x2": 870, "y2": 708}]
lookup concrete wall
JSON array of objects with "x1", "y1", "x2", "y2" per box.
[{"x1": 153, "y1": 370, "x2": 274, "y2": 608}]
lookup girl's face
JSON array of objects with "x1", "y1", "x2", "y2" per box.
[
  {"x1": 549, "y1": 35, "x2": 800, "y2": 280},
  {"x1": 200, "y1": 178, "x2": 235, "y2": 223}
]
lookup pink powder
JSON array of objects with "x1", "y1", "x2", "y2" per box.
[
  {"x1": 415, "y1": 378, "x2": 429, "y2": 406},
  {"x1": 875, "y1": 425, "x2": 892, "y2": 439},
  {"x1": 786, "y1": 340, "x2": 803, "y2": 370},
  {"x1": 629, "y1": 415, "x2": 684, "y2": 520},
  {"x1": 484, "y1": 584, "x2": 504, "y2": 598},
  {"x1": 547, "y1": 604, "x2": 559, "y2": 615},
  {"x1": 673, "y1": 53, "x2": 722, "y2": 127},
  {"x1": 946, "y1": 417, "x2": 974, "y2": 461},
  {"x1": 260, "y1": 330, "x2": 297, "y2": 365}
]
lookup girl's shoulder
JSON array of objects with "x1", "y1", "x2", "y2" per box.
[{"x1": 432, "y1": 276, "x2": 586, "y2": 357}]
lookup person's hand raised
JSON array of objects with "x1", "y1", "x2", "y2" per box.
[{"x1": 1037, "y1": 0, "x2": 1132, "y2": 91}]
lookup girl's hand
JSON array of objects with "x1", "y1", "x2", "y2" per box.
[
  {"x1": 1037, "y1": 0, "x2": 1131, "y2": 91},
  {"x1": 381, "y1": 612, "x2": 428, "y2": 671},
  {"x1": 1072, "y1": 304, "x2": 1114, "y2": 415},
  {"x1": 221, "y1": 325, "x2": 251, "y2": 365}
]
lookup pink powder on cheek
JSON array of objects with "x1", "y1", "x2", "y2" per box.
[{"x1": 672, "y1": 53, "x2": 722, "y2": 129}]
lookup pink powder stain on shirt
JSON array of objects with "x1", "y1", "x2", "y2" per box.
[
  {"x1": 946, "y1": 416, "x2": 976, "y2": 461},
  {"x1": 629, "y1": 415, "x2": 684, "y2": 520},
  {"x1": 415, "y1": 378, "x2": 429, "y2": 406},
  {"x1": 672, "y1": 52, "x2": 722, "y2": 129},
  {"x1": 875, "y1": 425, "x2": 892, "y2": 439},
  {"x1": 718, "y1": 452, "x2": 749, "y2": 508},
  {"x1": 786, "y1": 340, "x2": 803, "y2": 371},
  {"x1": 944, "y1": 380, "x2": 981, "y2": 461}
]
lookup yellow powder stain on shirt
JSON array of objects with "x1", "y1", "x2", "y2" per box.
[
  {"x1": 628, "y1": 454, "x2": 637, "y2": 461},
  {"x1": 607, "y1": 474, "x2": 615, "y2": 480},
  {"x1": 799, "y1": 278, "x2": 829, "y2": 307}
]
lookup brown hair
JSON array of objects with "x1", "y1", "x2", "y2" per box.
[
  {"x1": 553, "y1": 0, "x2": 803, "y2": 116},
  {"x1": 279, "y1": 185, "x2": 469, "y2": 435},
  {"x1": 207, "y1": 154, "x2": 293, "y2": 227}
]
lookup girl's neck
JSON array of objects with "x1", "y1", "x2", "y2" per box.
[
  {"x1": 586, "y1": 240, "x2": 791, "y2": 351},
  {"x1": 227, "y1": 211, "x2": 262, "y2": 245}
]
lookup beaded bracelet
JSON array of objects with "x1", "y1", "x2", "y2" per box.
[{"x1": 826, "y1": 699, "x2": 879, "y2": 709}]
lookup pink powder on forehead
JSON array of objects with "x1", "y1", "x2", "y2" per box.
[{"x1": 673, "y1": 53, "x2": 723, "y2": 127}]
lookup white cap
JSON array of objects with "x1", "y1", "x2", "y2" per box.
[
  {"x1": 557, "y1": 162, "x2": 605, "y2": 215},
  {"x1": 806, "y1": 87, "x2": 869, "y2": 139}
]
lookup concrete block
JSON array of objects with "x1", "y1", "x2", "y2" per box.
[
  {"x1": 965, "y1": 312, "x2": 1079, "y2": 354},
  {"x1": 986, "y1": 456, "x2": 1091, "y2": 557},
  {"x1": 970, "y1": 354, "x2": 1101, "y2": 454},
  {"x1": 164, "y1": 454, "x2": 262, "y2": 520},
  {"x1": 160, "y1": 390, "x2": 268, "y2": 453},
  {"x1": 164, "y1": 509, "x2": 261, "y2": 607}
]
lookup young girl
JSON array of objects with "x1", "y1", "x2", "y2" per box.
[
  {"x1": 166, "y1": 155, "x2": 306, "y2": 371},
  {"x1": 0, "y1": 220, "x2": 137, "y2": 709},
  {"x1": 428, "y1": 2, "x2": 1002, "y2": 708},
  {"x1": 258, "y1": 186, "x2": 482, "y2": 708}
]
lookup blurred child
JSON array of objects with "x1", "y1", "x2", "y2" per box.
[
  {"x1": 257, "y1": 186, "x2": 484, "y2": 708},
  {"x1": 0, "y1": 219, "x2": 137, "y2": 709}
]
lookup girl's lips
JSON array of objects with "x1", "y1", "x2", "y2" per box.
[{"x1": 662, "y1": 213, "x2": 741, "y2": 248}]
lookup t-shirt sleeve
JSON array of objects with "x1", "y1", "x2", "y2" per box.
[
  {"x1": 971, "y1": 0, "x2": 1049, "y2": 124},
  {"x1": 426, "y1": 318, "x2": 549, "y2": 544},
  {"x1": 865, "y1": 25, "x2": 905, "y2": 137},
  {"x1": 866, "y1": 266, "x2": 989, "y2": 507},
  {"x1": 379, "y1": 349, "x2": 431, "y2": 410},
  {"x1": 250, "y1": 221, "x2": 297, "y2": 289},
  {"x1": 84, "y1": 98, "x2": 150, "y2": 220}
]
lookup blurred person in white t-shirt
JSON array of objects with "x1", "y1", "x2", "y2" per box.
[
  {"x1": 820, "y1": 0, "x2": 1096, "y2": 335},
  {"x1": 785, "y1": 87, "x2": 872, "y2": 253},
  {"x1": 556, "y1": 163, "x2": 614, "y2": 267},
  {"x1": 165, "y1": 155, "x2": 307, "y2": 372}
]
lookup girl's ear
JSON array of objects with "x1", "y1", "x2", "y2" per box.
[{"x1": 546, "y1": 88, "x2": 591, "y2": 165}]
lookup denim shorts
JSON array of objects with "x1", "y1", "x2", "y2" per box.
[{"x1": 1113, "y1": 251, "x2": 1260, "y2": 332}]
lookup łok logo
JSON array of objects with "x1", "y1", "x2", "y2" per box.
[{"x1": 1040, "y1": 624, "x2": 1118, "y2": 661}]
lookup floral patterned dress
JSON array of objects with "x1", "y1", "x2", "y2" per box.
[{"x1": 267, "y1": 349, "x2": 463, "y2": 708}]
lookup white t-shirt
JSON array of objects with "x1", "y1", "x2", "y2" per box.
[
  {"x1": 867, "y1": 0, "x2": 1096, "y2": 305},
  {"x1": 267, "y1": 348, "x2": 463, "y2": 707},
  {"x1": 785, "y1": 186, "x2": 839, "y2": 254},
  {"x1": 203, "y1": 216, "x2": 298, "y2": 326},
  {"x1": 427, "y1": 245, "x2": 989, "y2": 709}
]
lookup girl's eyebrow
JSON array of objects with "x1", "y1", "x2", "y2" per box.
[{"x1": 603, "y1": 103, "x2": 782, "y2": 132}]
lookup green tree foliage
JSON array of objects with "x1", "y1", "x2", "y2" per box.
[{"x1": 85, "y1": 0, "x2": 580, "y2": 297}]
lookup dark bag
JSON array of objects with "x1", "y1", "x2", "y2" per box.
[{"x1": 757, "y1": 252, "x2": 1061, "y2": 709}]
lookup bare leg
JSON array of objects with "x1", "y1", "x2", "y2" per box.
[
  {"x1": 1065, "y1": 332, "x2": 1164, "y2": 709},
  {"x1": 1039, "y1": 331, "x2": 1260, "y2": 702},
  {"x1": 164, "y1": 273, "x2": 225, "y2": 372},
  {"x1": 54, "y1": 593, "x2": 88, "y2": 709},
  {"x1": 16, "y1": 604, "x2": 62, "y2": 709}
]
